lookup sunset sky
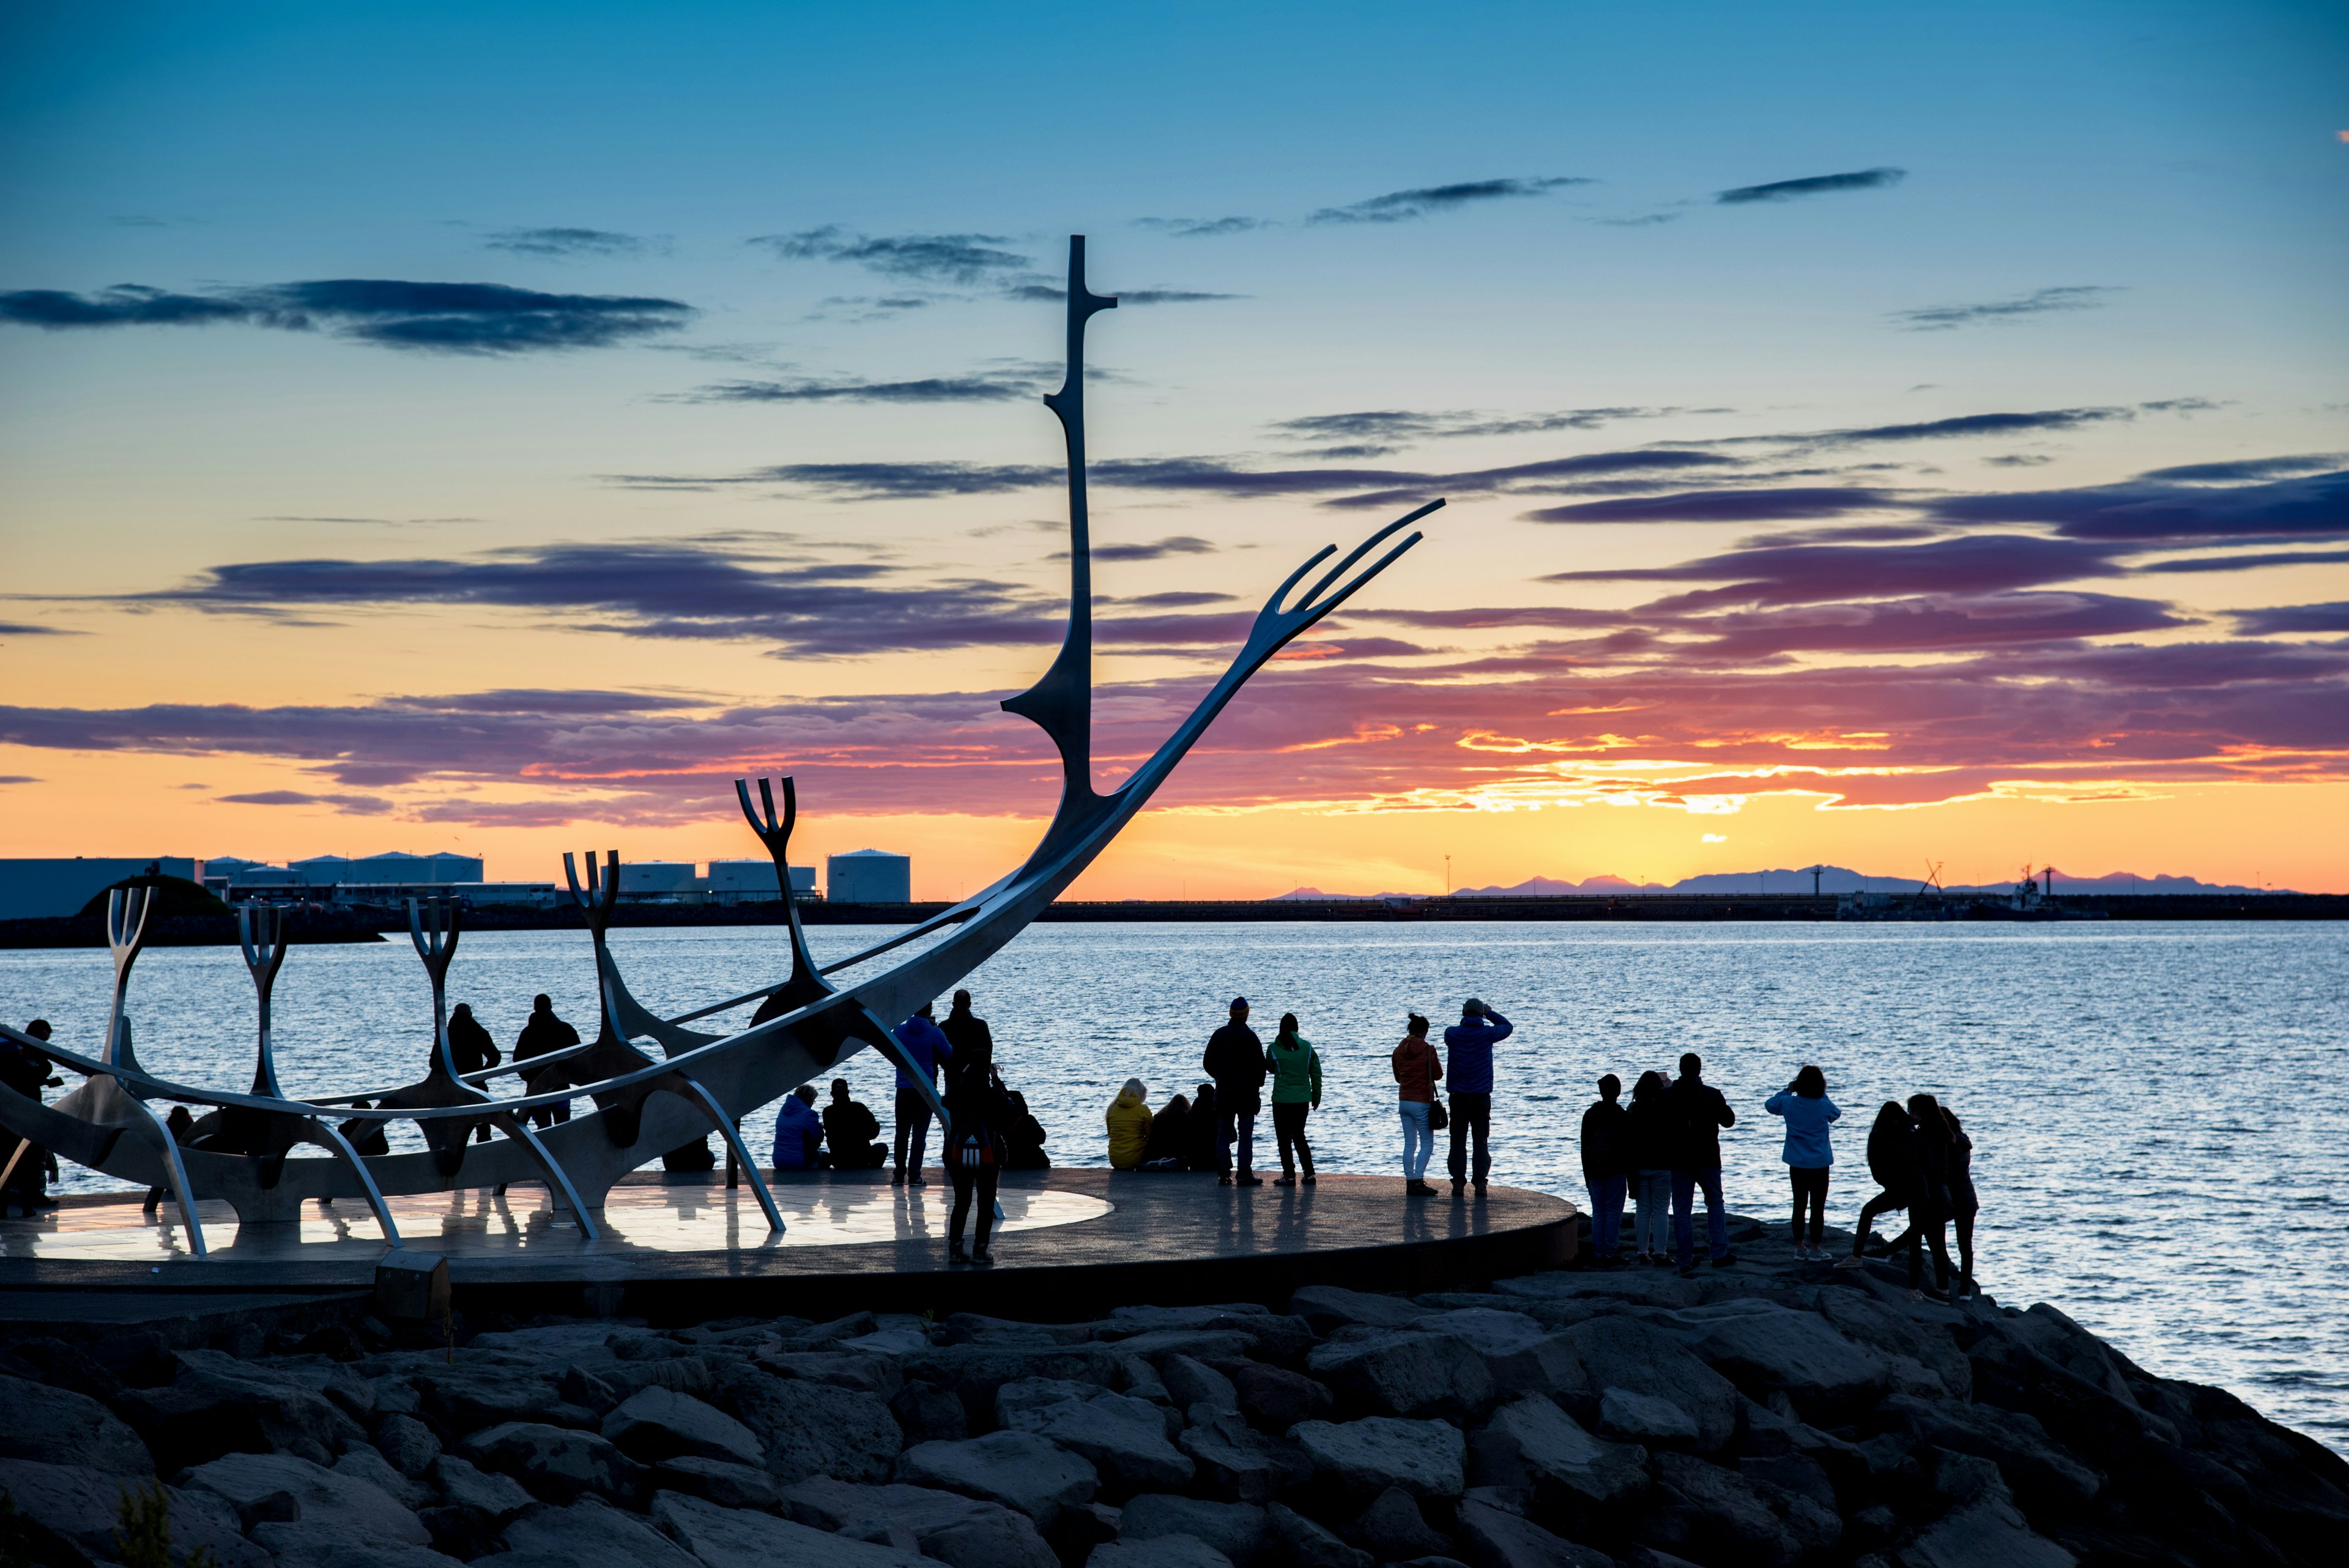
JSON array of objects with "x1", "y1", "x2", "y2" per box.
[{"x1": 3, "y1": 1, "x2": 2345, "y2": 898}]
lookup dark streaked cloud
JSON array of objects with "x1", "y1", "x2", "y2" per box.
[
  {"x1": 217, "y1": 789, "x2": 392, "y2": 814},
  {"x1": 1890, "y1": 286, "x2": 2117, "y2": 331},
  {"x1": 1799, "y1": 408, "x2": 2126, "y2": 447},
  {"x1": 1087, "y1": 535, "x2": 1217, "y2": 563},
  {"x1": 1269, "y1": 406, "x2": 1680, "y2": 455},
  {"x1": 1715, "y1": 167, "x2": 1906, "y2": 204},
  {"x1": 1929, "y1": 469, "x2": 2349, "y2": 543},
  {"x1": 671, "y1": 373, "x2": 1037, "y2": 404},
  {"x1": 0, "y1": 776, "x2": 39, "y2": 786},
  {"x1": 0, "y1": 620, "x2": 73, "y2": 636},
  {"x1": 2136, "y1": 548, "x2": 2349, "y2": 575},
  {"x1": 1543, "y1": 533, "x2": 2128, "y2": 606},
  {"x1": 485, "y1": 227, "x2": 651, "y2": 258},
  {"x1": 2232, "y1": 602, "x2": 2349, "y2": 635},
  {"x1": 1310, "y1": 177, "x2": 1592, "y2": 225},
  {"x1": 752, "y1": 228, "x2": 1031, "y2": 283},
  {"x1": 2139, "y1": 453, "x2": 2345, "y2": 484},
  {"x1": 1001, "y1": 282, "x2": 1239, "y2": 305},
  {"x1": 1133, "y1": 217, "x2": 1267, "y2": 238},
  {"x1": 1526, "y1": 486, "x2": 1899, "y2": 525},
  {"x1": 0, "y1": 279, "x2": 692, "y2": 352}
]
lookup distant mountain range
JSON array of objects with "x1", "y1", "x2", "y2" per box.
[{"x1": 1270, "y1": 866, "x2": 2293, "y2": 899}]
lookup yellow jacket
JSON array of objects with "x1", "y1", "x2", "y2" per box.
[{"x1": 1106, "y1": 1088, "x2": 1154, "y2": 1169}]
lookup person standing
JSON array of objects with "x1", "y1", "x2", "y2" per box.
[
  {"x1": 1903, "y1": 1092, "x2": 1958, "y2": 1299},
  {"x1": 940, "y1": 990, "x2": 993, "y2": 1069},
  {"x1": 1836, "y1": 1101, "x2": 1921, "y2": 1269},
  {"x1": 1, "y1": 1020, "x2": 61, "y2": 1214},
  {"x1": 1264, "y1": 1013, "x2": 1322, "y2": 1186},
  {"x1": 941, "y1": 1011, "x2": 1008, "y2": 1264},
  {"x1": 1626, "y1": 1069, "x2": 1674, "y2": 1264},
  {"x1": 1442, "y1": 999, "x2": 1513, "y2": 1196},
  {"x1": 771, "y1": 1085, "x2": 823, "y2": 1172},
  {"x1": 1203, "y1": 998, "x2": 1267, "y2": 1187},
  {"x1": 446, "y1": 1003, "x2": 500, "y2": 1143},
  {"x1": 1765, "y1": 1063, "x2": 1841, "y2": 1261},
  {"x1": 1579, "y1": 1074, "x2": 1631, "y2": 1266},
  {"x1": 1942, "y1": 1103, "x2": 1979, "y2": 1298},
  {"x1": 1106, "y1": 1079, "x2": 1153, "y2": 1170},
  {"x1": 1668, "y1": 1052, "x2": 1737, "y2": 1273},
  {"x1": 892, "y1": 1002, "x2": 954, "y2": 1186},
  {"x1": 1392, "y1": 1014, "x2": 1442, "y2": 1197},
  {"x1": 514, "y1": 994, "x2": 581, "y2": 1129}
]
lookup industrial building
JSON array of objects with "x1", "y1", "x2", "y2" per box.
[
  {"x1": 0, "y1": 857, "x2": 202, "y2": 921},
  {"x1": 707, "y1": 859, "x2": 818, "y2": 903},
  {"x1": 828, "y1": 849, "x2": 911, "y2": 904}
]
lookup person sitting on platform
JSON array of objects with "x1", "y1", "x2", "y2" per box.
[
  {"x1": 662, "y1": 1135, "x2": 717, "y2": 1172},
  {"x1": 1106, "y1": 1079, "x2": 1152, "y2": 1170},
  {"x1": 772, "y1": 1084, "x2": 824, "y2": 1172},
  {"x1": 1179, "y1": 1082, "x2": 1220, "y2": 1173},
  {"x1": 1001, "y1": 1089, "x2": 1051, "y2": 1170},
  {"x1": 514, "y1": 994, "x2": 581, "y2": 1129},
  {"x1": 341, "y1": 1099, "x2": 390, "y2": 1158},
  {"x1": 2, "y1": 1018, "x2": 62, "y2": 1214},
  {"x1": 445, "y1": 1003, "x2": 500, "y2": 1142},
  {"x1": 1139, "y1": 1091, "x2": 1191, "y2": 1170},
  {"x1": 822, "y1": 1079, "x2": 887, "y2": 1169}
]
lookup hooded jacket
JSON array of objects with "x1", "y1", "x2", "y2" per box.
[
  {"x1": 1667, "y1": 1072, "x2": 1735, "y2": 1170},
  {"x1": 1865, "y1": 1104, "x2": 1920, "y2": 1198},
  {"x1": 1265, "y1": 1034, "x2": 1323, "y2": 1105},
  {"x1": 1106, "y1": 1087, "x2": 1154, "y2": 1169},
  {"x1": 1579, "y1": 1096, "x2": 1632, "y2": 1180},
  {"x1": 892, "y1": 1014, "x2": 953, "y2": 1090},
  {"x1": 1392, "y1": 1036, "x2": 1442, "y2": 1102},
  {"x1": 772, "y1": 1096, "x2": 822, "y2": 1170},
  {"x1": 1625, "y1": 1080, "x2": 1675, "y2": 1172},
  {"x1": 1442, "y1": 1009, "x2": 1513, "y2": 1096}
]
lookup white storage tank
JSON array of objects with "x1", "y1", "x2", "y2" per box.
[{"x1": 827, "y1": 849, "x2": 911, "y2": 904}]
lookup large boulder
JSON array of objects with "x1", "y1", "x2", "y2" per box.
[
  {"x1": 1292, "y1": 1418, "x2": 1466, "y2": 1506},
  {"x1": 0, "y1": 1459, "x2": 267, "y2": 1568},
  {"x1": 1452, "y1": 1496, "x2": 1615, "y2": 1568},
  {"x1": 903, "y1": 1343, "x2": 1127, "y2": 1424},
  {"x1": 999, "y1": 1377, "x2": 1113, "y2": 1425},
  {"x1": 1290, "y1": 1286, "x2": 1427, "y2": 1334},
  {"x1": 376, "y1": 1413, "x2": 443, "y2": 1477},
  {"x1": 1877, "y1": 1394, "x2": 2103, "y2": 1514},
  {"x1": 1640, "y1": 1452, "x2": 1829, "y2": 1567},
  {"x1": 1121, "y1": 1493, "x2": 1269, "y2": 1565},
  {"x1": 1267, "y1": 1500, "x2": 1374, "y2": 1568},
  {"x1": 183, "y1": 1450, "x2": 430, "y2": 1545},
  {"x1": 602, "y1": 1385, "x2": 765, "y2": 1468},
  {"x1": 1177, "y1": 1411, "x2": 1315, "y2": 1503},
  {"x1": 1554, "y1": 1318, "x2": 1739, "y2": 1454},
  {"x1": 429, "y1": 1452, "x2": 535, "y2": 1524},
  {"x1": 779, "y1": 1475, "x2": 1057, "y2": 1568},
  {"x1": 1816, "y1": 1290, "x2": 1972, "y2": 1400},
  {"x1": 1896, "y1": 1495, "x2": 2079, "y2": 1568},
  {"x1": 1353, "y1": 1485, "x2": 1452, "y2": 1561},
  {"x1": 651, "y1": 1488, "x2": 932, "y2": 1567},
  {"x1": 460, "y1": 1421, "x2": 645, "y2": 1503},
  {"x1": 1087, "y1": 1537, "x2": 1238, "y2": 1568},
  {"x1": 1008, "y1": 1392, "x2": 1194, "y2": 1493},
  {"x1": 1160, "y1": 1356, "x2": 1241, "y2": 1415},
  {"x1": 1595, "y1": 1389, "x2": 1699, "y2": 1447},
  {"x1": 248, "y1": 1518, "x2": 462, "y2": 1568},
  {"x1": 1307, "y1": 1329, "x2": 1496, "y2": 1420},
  {"x1": 1671, "y1": 1301, "x2": 1888, "y2": 1417},
  {"x1": 497, "y1": 1495, "x2": 702, "y2": 1567},
  {"x1": 1414, "y1": 1311, "x2": 1589, "y2": 1403},
  {"x1": 895, "y1": 1430, "x2": 1099, "y2": 1528},
  {"x1": 0, "y1": 1375, "x2": 152, "y2": 1476},
  {"x1": 651, "y1": 1454, "x2": 780, "y2": 1510},
  {"x1": 713, "y1": 1363, "x2": 902, "y2": 1484},
  {"x1": 116, "y1": 1353, "x2": 366, "y2": 1470},
  {"x1": 407, "y1": 1364, "x2": 579, "y2": 1433},
  {"x1": 1472, "y1": 1395, "x2": 1647, "y2": 1522},
  {"x1": 1204, "y1": 1359, "x2": 1335, "y2": 1432},
  {"x1": 334, "y1": 1442, "x2": 434, "y2": 1509}
]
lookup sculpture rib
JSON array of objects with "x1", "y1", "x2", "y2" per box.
[{"x1": 0, "y1": 235, "x2": 1436, "y2": 1243}]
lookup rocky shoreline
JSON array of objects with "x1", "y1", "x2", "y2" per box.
[{"x1": 3, "y1": 1212, "x2": 2342, "y2": 1568}]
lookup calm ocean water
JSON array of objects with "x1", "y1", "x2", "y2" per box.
[{"x1": 5, "y1": 920, "x2": 2343, "y2": 1450}]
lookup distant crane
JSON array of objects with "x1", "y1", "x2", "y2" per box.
[
  {"x1": 1916, "y1": 860, "x2": 1944, "y2": 896},
  {"x1": 1806, "y1": 864, "x2": 1827, "y2": 897}
]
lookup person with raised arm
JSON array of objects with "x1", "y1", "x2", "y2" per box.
[
  {"x1": 1442, "y1": 998, "x2": 1513, "y2": 1197},
  {"x1": 1765, "y1": 1063, "x2": 1841, "y2": 1262}
]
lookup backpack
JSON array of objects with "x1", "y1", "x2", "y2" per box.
[{"x1": 950, "y1": 1128, "x2": 999, "y2": 1173}]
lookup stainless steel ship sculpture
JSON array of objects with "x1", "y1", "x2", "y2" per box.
[{"x1": 0, "y1": 237, "x2": 1438, "y2": 1255}]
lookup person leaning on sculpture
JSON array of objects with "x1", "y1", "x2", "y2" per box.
[
  {"x1": 771, "y1": 1084, "x2": 823, "y2": 1172},
  {"x1": 2, "y1": 1019, "x2": 63, "y2": 1214},
  {"x1": 445, "y1": 1003, "x2": 499, "y2": 1143},
  {"x1": 514, "y1": 994, "x2": 580, "y2": 1129},
  {"x1": 822, "y1": 1078, "x2": 886, "y2": 1169},
  {"x1": 1203, "y1": 997, "x2": 1266, "y2": 1187}
]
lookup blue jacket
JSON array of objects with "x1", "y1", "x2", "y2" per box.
[
  {"x1": 1441, "y1": 1009, "x2": 1513, "y2": 1096},
  {"x1": 1765, "y1": 1090, "x2": 1841, "y2": 1168},
  {"x1": 894, "y1": 1014, "x2": 954, "y2": 1090},
  {"x1": 772, "y1": 1096, "x2": 823, "y2": 1170}
]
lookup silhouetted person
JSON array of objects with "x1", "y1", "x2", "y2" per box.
[
  {"x1": 1107, "y1": 1079, "x2": 1153, "y2": 1170},
  {"x1": 1266, "y1": 1013, "x2": 1321, "y2": 1186},
  {"x1": 940, "y1": 990, "x2": 993, "y2": 1068},
  {"x1": 892, "y1": 1003, "x2": 954, "y2": 1186},
  {"x1": 1765, "y1": 1063, "x2": 1841, "y2": 1261},
  {"x1": 2, "y1": 1019, "x2": 61, "y2": 1213},
  {"x1": 823, "y1": 1078, "x2": 886, "y2": 1169},
  {"x1": 1139, "y1": 1092, "x2": 1190, "y2": 1170},
  {"x1": 1392, "y1": 1013, "x2": 1441, "y2": 1197},
  {"x1": 1203, "y1": 998, "x2": 1266, "y2": 1186},
  {"x1": 1444, "y1": 998, "x2": 1513, "y2": 1196},
  {"x1": 341, "y1": 1099, "x2": 390, "y2": 1158},
  {"x1": 1579, "y1": 1074, "x2": 1631, "y2": 1266},
  {"x1": 1179, "y1": 1082, "x2": 1220, "y2": 1174},
  {"x1": 445, "y1": 1003, "x2": 500, "y2": 1143},
  {"x1": 1943, "y1": 1103, "x2": 1979, "y2": 1298},
  {"x1": 514, "y1": 994, "x2": 579, "y2": 1129},
  {"x1": 1002, "y1": 1089, "x2": 1050, "y2": 1170},
  {"x1": 1837, "y1": 1101, "x2": 1920, "y2": 1269},
  {"x1": 662, "y1": 1135, "x2": 716, "y2": 1172},
  {"x1": 1627, "y1": 1069, "x2": 1674, "y2": 1264},
  {"x1": 942, "y1": 1014, "x2": 1007, "y2": 1264},
  {"x1": 1669, "y1": 1052, "x2": 1737, "y2": 1273},
  {"x1": 145, "y1": 1105, "x2": 198, "y2": 1213},
  {"x1": 772, "y1": 1084, "x2": 822, "y2": 1172},
  {"x1": 1901, "y1": 1092, "x2": 1958, "y2": 1298}
]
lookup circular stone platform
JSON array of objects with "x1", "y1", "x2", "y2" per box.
[{"x1": 0, "y1": 1170, "x2": 1575, "y2": 1323}]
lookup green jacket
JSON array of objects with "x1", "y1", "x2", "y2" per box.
[{"x1": 1265, "y1": 1035, "x2": 1323, "y2": 1105}]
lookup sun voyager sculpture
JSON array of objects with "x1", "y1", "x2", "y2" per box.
[{"x1": 0, "y1": 238, "x2": 1439, "y2": 1257}]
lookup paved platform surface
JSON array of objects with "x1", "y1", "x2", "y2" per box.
[{"x1": 0, "y1": 1170, "x2": 1575, "y2": 1320}]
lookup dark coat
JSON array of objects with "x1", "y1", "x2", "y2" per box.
[
  {"x1": 515, "y1": 1009, "x2": 580, "y2": 1083},
  {"x1": 1179, "y1": 1086, "x2": 1221, "y2": 1169},
  {"x1": 1668, "y1": 1074, "x2": 1735, "y2": 1170},
  {"x1": 1866, "y1": 1106, "x2": 1921, "y2": 1200},
  {"x1": 941, "y1": 1006, "x2": 995, "y2": 1061},
  {"x1": 1203, "y1": 1022, "x2": 1267, "y2": 1116},
  {"x1": 1579, "y1": 1098, "x2": 1633, "y2": 1180},
  {"x1": 1625, "y1": 1086, "x2": 1675, "y2": 1170},
  {"x1": 447, "y1": 1012, "x2": 500, "y2": 1076}
]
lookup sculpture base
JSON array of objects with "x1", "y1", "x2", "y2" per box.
[{"x1": 0, "y1": 1170, "x2": 1575, "y2": 1325}]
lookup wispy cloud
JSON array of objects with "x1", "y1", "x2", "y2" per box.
[
  {"x1": 668, "y1": 373, "x2": 1039, "y2": 404},
  {"x1": 1715, "y1": 167, "x2": 1906, "y2": 204},
  {"x1": 1134, "y1": 217, "x2": 1268, "y2": 238},
  {"x1": 0, "y1": 279, "x2": 692, "y2": 352},
  {"x1": 751, "y1": 228, "x2": 1033, "y2": 283},
  {"x1": 1891, "y1": 286, "x2": 2118, "y2": 330},
  {"x1": 1310, "y1": 177, "x2": 1593, "y2": 225},
  {"x1": 2233, "y1": 601, "x2": 2349, "y2": 635},
  {"x1": 1526, "y1": 487, "x2": 1901, "y2": 525},
  {"x1": 485, "y1": 227, "x2": 656, "y2": 258},
  {"x1": 217, "y1": 789, "x2": 392, "y2": 814}
]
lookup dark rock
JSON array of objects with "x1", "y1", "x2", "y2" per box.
[
  {"x1": 1453, "y1": 1495, "x2": 1616, "y2": 1567},
  {"x1": 1088, "y1": 1536, "x2": 1238, "y2": 1568},
  {"x1": 1269, "y1": 1499, "x2": 1375, "y2": 1567},
  {"x1": 430, "y1": 1451, "x2": 534, "y2": 1521},
  {"x1": 407, "y1": 1364, "x2": 576, "y2": 1432},
  {"x1": 1059, "y1": 1499, "x2": 1127, "y2": 1561},
  {"x1": 904, "y1": 1343, "x2": 1127, "y2": 1426},
  {"x1": 1162, "y1": 1355, "x2": 1241, "y2": 1414},
  {"x1": 335, "y1": 1441, "x2": 434, "y2": 1509},
  {"x1": 562, "y1": 1363, "x2": 623, "y2": 1414},
  {"x1": 1846, "y1": 1502, "x2": 1899, "y2": 1552},
  {"x1": 652, "y1": 1488, "x2": 932, "y2": 1566},
  {"x1": 1594, "y1": 1389, "x2": 1698, "y2": 1447},
  {"x1": 0, "y1": 1373, "x2": 152, "y2": 1476},
  {"x1": 0, "y1": 1459, "x2": 269, "y2": 1568},
  {"x1": 1308, "y1": 1329, "x2": 1496, "y2": 1420},
  {"x1": 1736, "y1": 1451, "x2": 1836, "y2": 1514},
  {"x1": 1114, "y1": 1329, "x2": 1262, "y2": 1364},
  {"x1": 1414, "y1": 1310, "x2": 1590, "y2": 1403},
  {"x1": 895, "y1": 1430, "x2": 1099, "y2": 1527},
  {"x1": 249, "y1": 1517, "x2": 464, "y2": 1568},
  {"x1": 1356, "y1": 1485, "x2": 1452, "y2": 1561},
  {"x1": 116, "y1": 1352, "x2": 366, "y2": 1470},
  {"x1": 998, "y1": 1375, "x2": 1107, "y2": 1424},
  {"x1": 1178, "y1": 1410, "x2": 1315, "y2": 1503},
  {"x1": 892, "y1": 1379, "x2": 969, "y2": 1444},
  {"x1": 761, "y1": 1350, "x2": 907, "y2": 1400},
  {"x1": 602, "y1": 1384, "x2": 765, "y2": 1468},
  {"x1": 295, "y1": 1322, "x2": 368, "y2": 1363},
  {"x1": 498, "y1": 1494, "x2": 702, "y2": 1567},
  {"x1": 779, "y1": 1474, "x2": 1058, "y2": 1567},
  {"x1": 713, "y1": 1361, "x2": 902, "y2": 1483},
  {"x1": 1671, "y1": 1300, "x2": 1888, "y2": 1417},
  {"x1": 1641, "y1": 1452, "x2": 1822, "y2": 1567},
  {"x1": 459, "y1": 1420, "x2": 645, "y2": 1503},
  {"x1": 376, "y1": 1411, "x2": 442, "y2": 1477},
  {"x1": 1123, "y1": 1493, "x2": 1270, "y2": 1564},
  {"x1": 1472, "y1": 1394, "x2": 1647, "y2": 1522},
  {"x1": 1293, "y1": 1417, "x2": 1467, "y2": 1505},
  {"x1": 1816, "y1": 1290, "x2": 1972, "y2": 1400},
  {"x1": 1896, "y1": 1493, "x2": 2079, "y2": 1568},
  {"x1": 184, "y1": 1449, "x2": 432, "y2": 1546},
  {"x1": 1877, "y1": 1393, "x2": 2102, "y2": 1514},
  {"x1": 1555, "y1": 1318, "x2": 1740, "y2": 1454},
  {"x1": 944, "y1": 1312, "x2": 1077, "y2": 1346},
  {"x1": 1206, "y1": 1357, "x2": 1336, "y2": 1432},
  {"x1": 1291, "y1": 1285, "x2": 1428, "y2": 1334},
  {"x1": 1008, "y1": 1391, "x2": 1195, "y2": 1493},
  {"x1": 88, "y1": 1329, "x2": 180, "y2": 1389},
  {"x1": 5, "y1": 1338, "x2": 126, "y2": 1406},
  {"x1": 652, "y1": 1453, "x2": 780, "y2": 1509}
]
